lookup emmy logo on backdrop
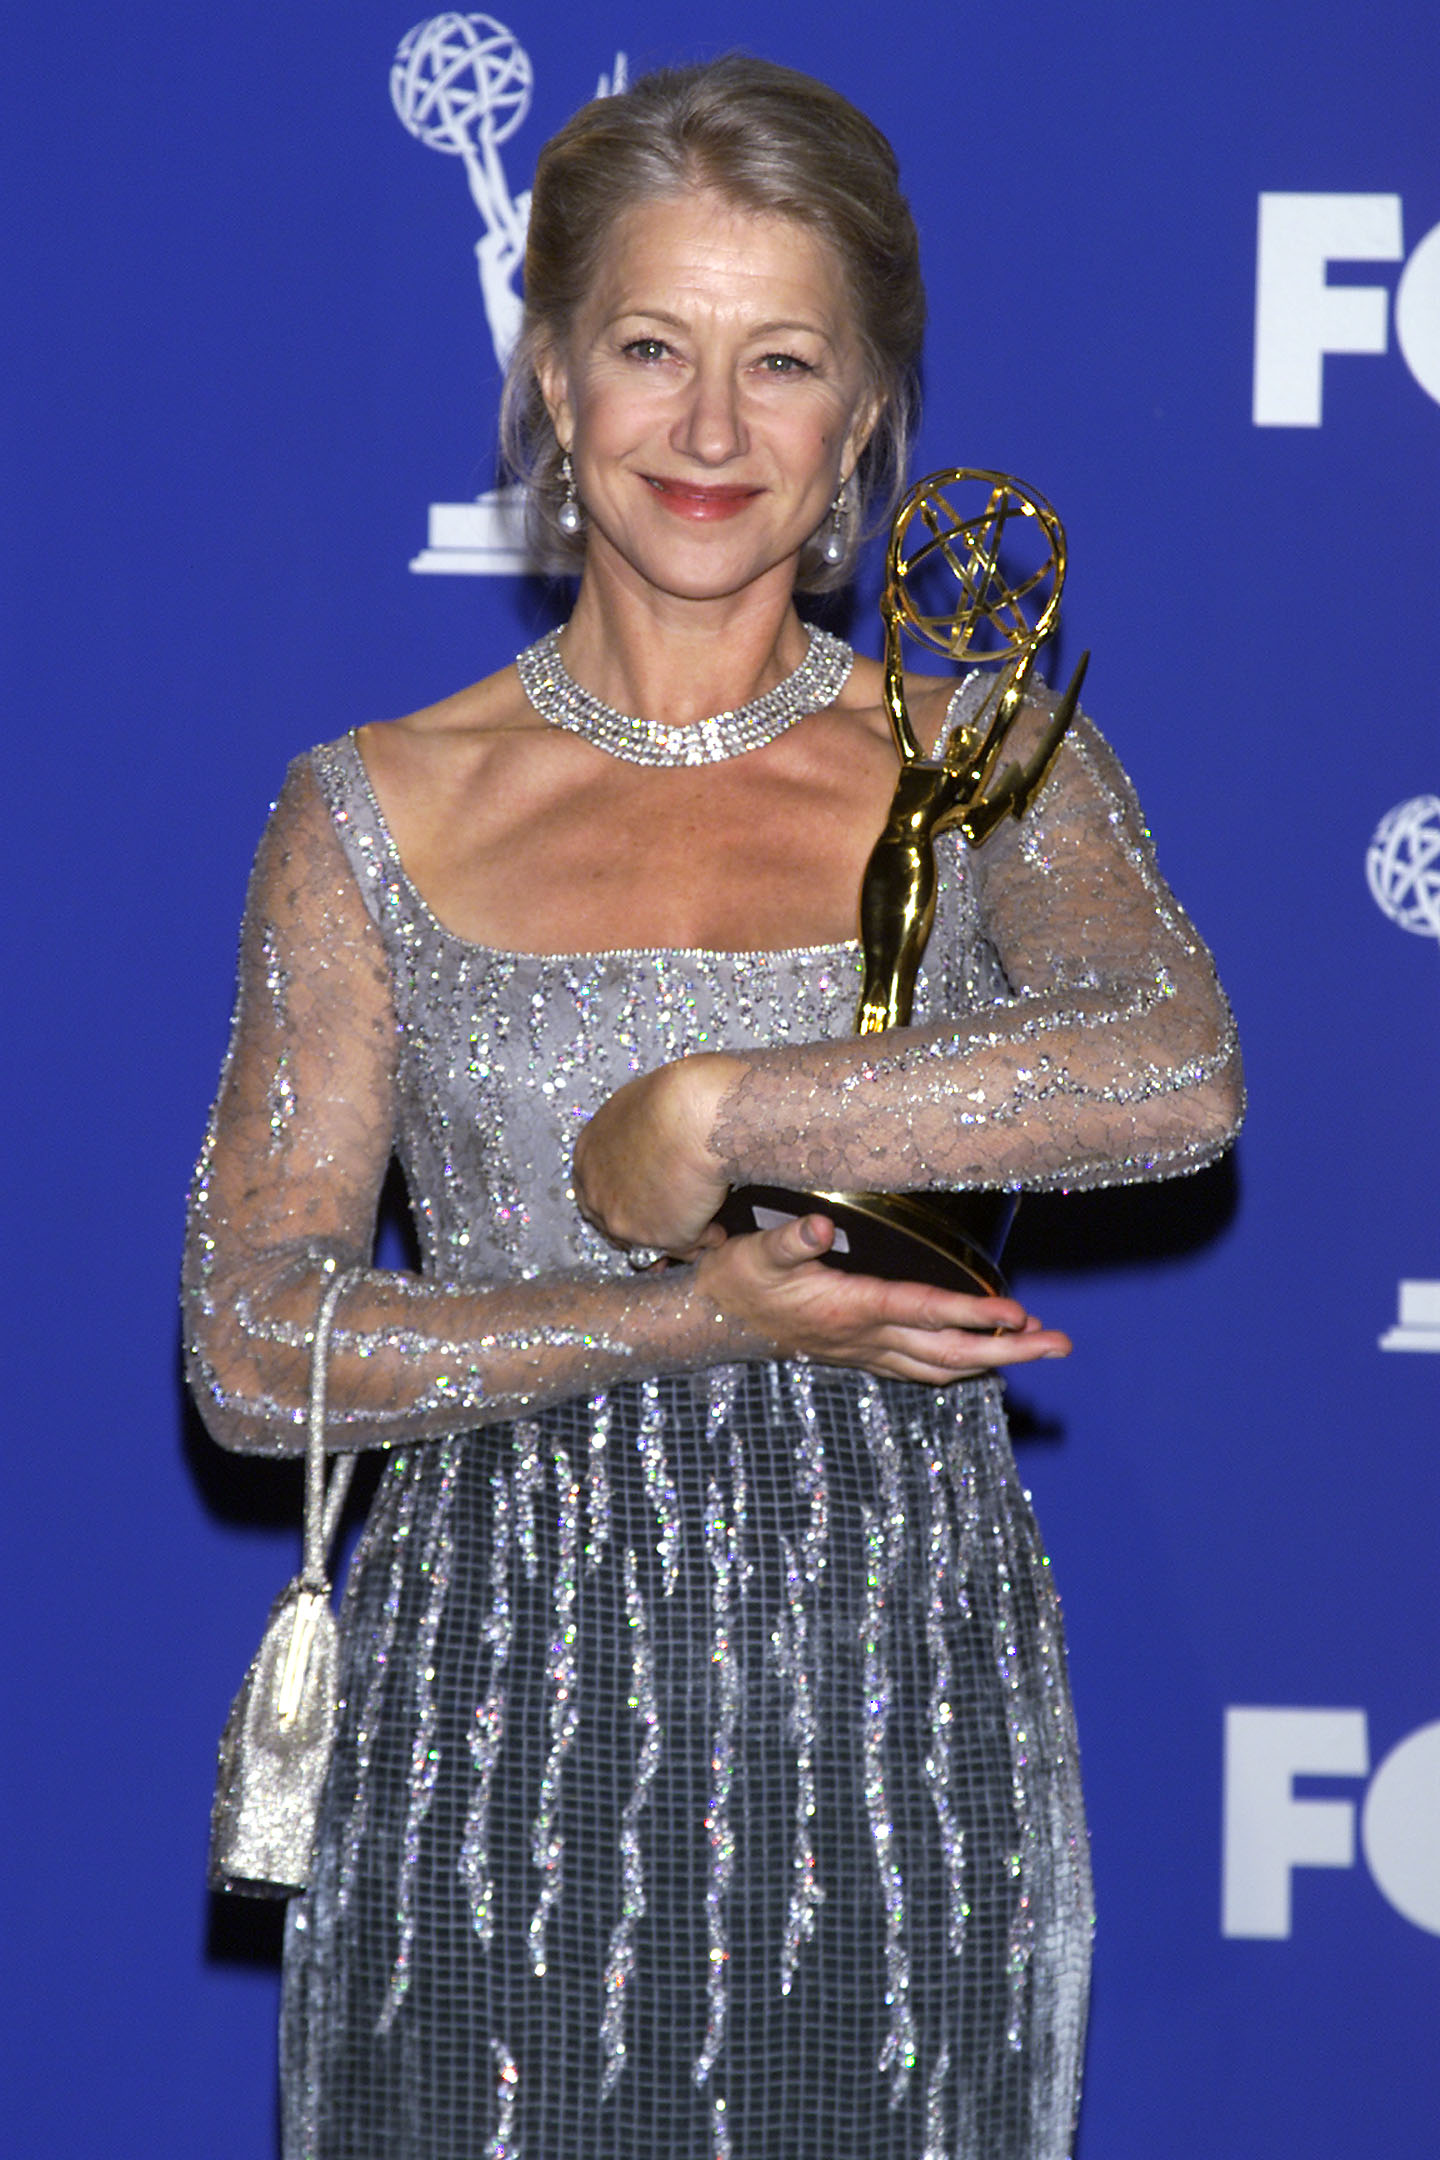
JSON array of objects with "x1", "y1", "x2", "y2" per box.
[
  {"x1": 1366, "y1": 793, "x2": 1440, "y2": 1351},
  {"x1": 391, "y1": 13, "x2": 627, "y2": 575}
]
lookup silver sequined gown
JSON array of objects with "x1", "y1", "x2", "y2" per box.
[{"x1": 186, "y1": 692, "x2": 1241, "y2": 2160}]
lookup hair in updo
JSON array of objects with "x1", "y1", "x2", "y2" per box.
[{"x1": 500, "y1": 54, "x2": 925, "y2": 589}]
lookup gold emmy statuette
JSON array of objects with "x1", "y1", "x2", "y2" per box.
[{"x1": 719, "y1": 469, "x2": 1090, "y2": 1298}]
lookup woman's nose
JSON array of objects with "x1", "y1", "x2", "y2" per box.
[{"x1": 671, "y1": 364, "x2": 748, "y2": 464}]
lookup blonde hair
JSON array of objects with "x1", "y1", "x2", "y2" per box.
[{"x1": 500, "y1": 55, "x2": 924, "y2": 589}]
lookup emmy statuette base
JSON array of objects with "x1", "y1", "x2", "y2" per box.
[{"x1": 717, "y1": 1185, "x2": 1018, "y2": 1301}]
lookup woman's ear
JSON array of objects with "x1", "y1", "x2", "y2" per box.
[
  {"x1": 840, "y1": 388, "x2": 882, "y2": 485},
  {"x1": 535, "y1": 345, "x2": 575, "y2": 453}
]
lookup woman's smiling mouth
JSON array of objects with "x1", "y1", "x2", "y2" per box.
[{"x1": 641, "y1": 477, "x2": 763, "y2": 519}]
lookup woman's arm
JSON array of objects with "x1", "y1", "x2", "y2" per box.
[
  {"x1": 184, "y1": 763, "x2": 1071, "y2": 1457},
  {"x1": 574, "y1": 706, "x2": 1244, "y2": 1250},
  {"x1": 182, "y1": 763, "x2": 758, "y2": 1456}
]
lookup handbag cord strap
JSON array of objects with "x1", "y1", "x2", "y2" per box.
[{"x1": 301, "y1": 1267, "x2": 362, "y2": 1591}]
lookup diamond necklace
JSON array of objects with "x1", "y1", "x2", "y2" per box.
[{"x1": 515, "y1": 623, "x2": 854, "y2": 767}]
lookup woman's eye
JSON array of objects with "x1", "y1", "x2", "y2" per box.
[
  {"x1": 758, "y1": 352, "x2": 812, "y2": 375},
  {"x1": 622, "y1": 338, "x2": 670, "y2": 363}
]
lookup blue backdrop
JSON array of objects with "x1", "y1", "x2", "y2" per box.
[{"x1": 4, "y1": 4, "x2": 1436, "y2": 2152}]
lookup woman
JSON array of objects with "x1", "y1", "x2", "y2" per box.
[{"x1": 187, "y1": 56, "x2": 1241, "y2": 2160}]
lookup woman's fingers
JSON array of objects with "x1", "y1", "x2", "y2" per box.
[
  {"x1": 754, "y1": 1210, "x2": 837, "y2": 1265},
  {"x1": 573, "y1": 1055, "x2": 742, "y2": 1250},
  {"x1": 758, "y1": 1216, "x2": 1061, "y2": 1340},
  {"x1": 853, "y1": 1308, "x2": 1072, "y2": 1384},
  {"x1": 875, "y1": 1320, "x2": 1073, "y2": 1382},
  {"x1": 695, "y1": 1217, "x2": 1071, "y2": 1379}
]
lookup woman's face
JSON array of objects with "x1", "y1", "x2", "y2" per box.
[{"x1": 538, "y1": 188, "x2": 877, "y2": 604}]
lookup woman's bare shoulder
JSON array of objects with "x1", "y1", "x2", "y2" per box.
[{"x1": 356, "y1": 657, "x2": 544, "y2": 794}]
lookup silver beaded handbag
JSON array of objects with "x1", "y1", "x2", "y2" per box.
[{"x1": 208, "y1": 1271, "x2": 358, "y2": 1897}]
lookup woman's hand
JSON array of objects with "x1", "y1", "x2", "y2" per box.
[
  {"x1": 573, "y1": 1052, "x2": 747, "y2": 1256},
  {"x1": 694, "y1": 1212, "x2": 1072, "y2": 1386},
  {"x1": 575, "y1": 1054, "x2": 1072, "y2": 1383}
]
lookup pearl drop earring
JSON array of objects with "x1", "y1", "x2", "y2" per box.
[
  {"x1": 819, "y1": 483, "x2": 848, "y2": 567},
  {"x1": 556, "y1": 451, "x2": 584, "y2": 538}
]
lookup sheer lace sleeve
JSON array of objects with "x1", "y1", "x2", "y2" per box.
[
  {"x1": 182, "y1": 764, "x2": 759, "y2": 1457},
  {"x1": 709, "y1": 700, "x2": 1243, "y2": 1195}
]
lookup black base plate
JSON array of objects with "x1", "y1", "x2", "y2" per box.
[{"x1": 716, "y1": 1184, "x2": 1018, "y2": 1300}]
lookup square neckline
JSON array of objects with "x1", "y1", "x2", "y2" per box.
[{"x1": 337, "y1": 729, "x2": 863, "y2": 970}]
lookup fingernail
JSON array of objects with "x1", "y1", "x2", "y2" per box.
[{"x1": 798, "y1": 1216, "x2": 823, "y2": 1249}]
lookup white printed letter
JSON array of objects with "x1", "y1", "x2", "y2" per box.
[
  {"x1": 1252, "y1": 194, "x2": 1403, "y2": 426},
  {"x1": 1395, "y1": 220, "x2": 1440, "y2": 406},
  {"x1": 1222, "y1": 1706, "x2": 1368, "y2": 1937}
]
